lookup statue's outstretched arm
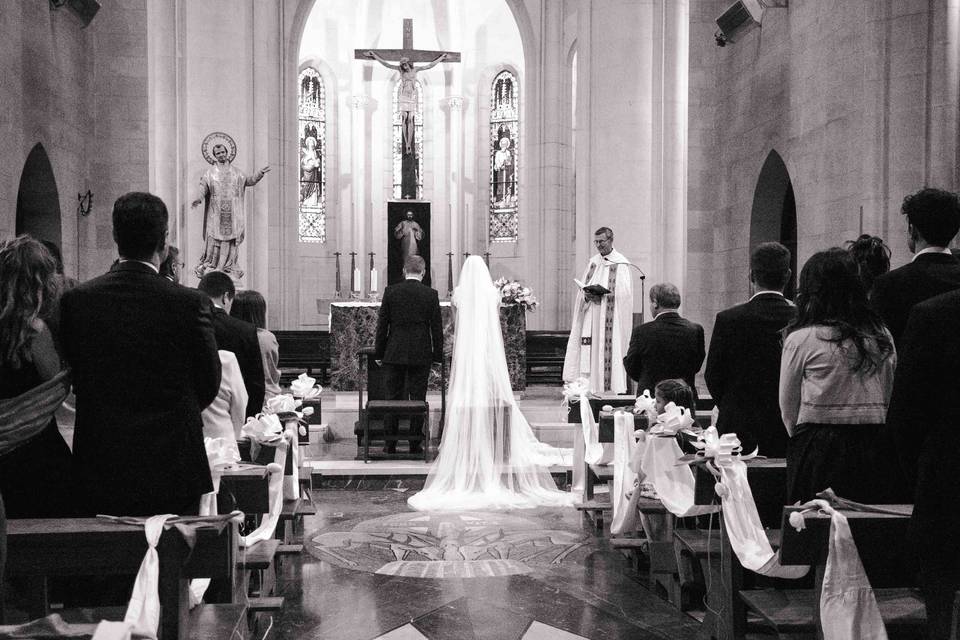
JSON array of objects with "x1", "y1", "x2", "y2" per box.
[
  {"x1": 246, "y1": 166, "x2": 271, "y2": 186},
  {"x1": 418, "y1": 52, "x2": 448, "y2": 72},
  {"x1": 367, "y1": 50, "x2": 401, "y2": 71}
]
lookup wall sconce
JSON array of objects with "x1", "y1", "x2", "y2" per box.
[{"x1": 77, "y1": 190, "x2": 93, "y2": 217}]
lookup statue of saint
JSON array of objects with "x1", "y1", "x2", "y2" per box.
[
  {"x1": 300, "y1": 136, "x2": 321, "y2": 206},
  {"x1": 366, "y1": 51, "x2": 448, "y2": 155},
  {"x1": 191, "y1": 133, "x2": 269, "y2": 279},
  {"x1": 394, "y1": 210, "x2": 424, "y2": 260},
  {"x1": 493, "y1": 137, "x2": 514, "y2": 206}
]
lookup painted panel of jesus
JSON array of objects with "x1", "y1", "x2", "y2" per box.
[{"x1": 387, "y1": 201, "x2": 431, "y2": 287}]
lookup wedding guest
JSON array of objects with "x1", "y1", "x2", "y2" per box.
[
  {"x1": 871, "y1": 187, "x2": 960, "y2": 346},
  {"x1": 846, "y1": 234, "x2": 890, "y2": 297},
  {"x1": 159, "y1": 245, "x2": 182, "y2": 283},
  {"x1": 779, "y1": 248, "x2": 896, "y2": 504},
  {"x1": 230, "y1": 289, "x2": 281, "y2": 403},
  {"x1": 198, "y1": 271, "x2": 265, "y2": 417},
  {"x1": 60, "y1": 192, "x2": 221, "y2": 516},
  {"x1": 653, "y1": 378, "x2": 696, "y2": 414},
  {"x1": 0, "y1": 235, "x2": 75, "y2": 518},
  {"x1": 886, "y1": 290, "x2": 960, "y2": 639},
  {"x1": 201, "y1": 350, "x2": 248, "y2": 442}
]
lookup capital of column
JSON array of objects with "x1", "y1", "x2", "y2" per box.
[
  {"x1": 440, "y1": 95, "x2": 465, "y2": 111},
  {"x1": 349, "y1": 95, "x2": 375, "y2": 111}
]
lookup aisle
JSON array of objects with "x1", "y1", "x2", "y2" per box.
[{"x1": 272, "y1": 489, "x2": 700, "y2": 640}]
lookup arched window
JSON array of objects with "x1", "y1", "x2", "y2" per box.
[
  {"x1": 298, "y1": 67, "x2": 326, "y2": 243},
  {"x1": 392, "y1": 78, "x2": 424, "y2": 199},
  {"x1": 489, "y1": 70, "x2": 519, "y2": 243}
]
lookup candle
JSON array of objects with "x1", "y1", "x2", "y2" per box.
[
  {"x1": 353, "y1": 267, "x2": 361, "y2": 291},
  {"x1": 370, "y1": 269, "x2": 378, "y2": 292}
]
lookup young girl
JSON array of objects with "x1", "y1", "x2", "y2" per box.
[{"x1": 654, "y1": 378, "x2": 696, "y2": 415}]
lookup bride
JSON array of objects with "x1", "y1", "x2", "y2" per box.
[{"x1": 408, "y1": 256, "x2": 575, "y2": 511}]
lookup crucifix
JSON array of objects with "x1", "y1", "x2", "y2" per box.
[{"x1": 356, "y1": 18, "x2": 460, "y2": 199}]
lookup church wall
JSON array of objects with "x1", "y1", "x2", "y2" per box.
[
  {"x1": 0, "y1": 1, "x2": 149, "y2": 280},
  {"x1": 687, "y1": 1, "x2": 958, "y2": 364}
]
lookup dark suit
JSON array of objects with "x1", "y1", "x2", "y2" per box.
[
  {"x1": 210, "y1": 307, "x2": 265, "y2": 418},
  {"x1": 374, "y1": 278, "x2": 443, "y2": 452},
  {"x1": 623, "y1": 311, "x2": 705, "y2": 403},
  {"x1": 871, "y1": 252, "x2": 960, "y2": 346},
  {"x1": 885, "y1": 291, "x2": 960, "y2": 639},
  {"x1": 60, "y1": 261, "x2": 221, "y2": 516},
  {"x1": 704, "y1": 293, "x2": 796, "y2": 457}
]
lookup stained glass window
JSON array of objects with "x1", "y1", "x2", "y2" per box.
[
  {"x1": 392, "y1": 78, "x2": 424, "y2": 200},
  {"x1": 489, "y1": 70, "x2": 519, "y2": 242},
  {"x1": 298, "y1": 67, "x2": 326, "y2": 243}
]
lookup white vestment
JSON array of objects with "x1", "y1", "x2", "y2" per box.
[
  {"x1": 563, "y1": 249, "x2": 634, "y2": 393},
  {"x1": 407, "y1": 256, "x2": 574, "y2": 511}
]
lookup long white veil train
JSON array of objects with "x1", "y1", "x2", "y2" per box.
[{"x1": 407, "y1": 256, "x2": 575, "y2": 511}]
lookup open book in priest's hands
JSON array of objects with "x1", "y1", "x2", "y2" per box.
[{"x1": 574, "y1": 279, "x2": 611, "y2": 296}]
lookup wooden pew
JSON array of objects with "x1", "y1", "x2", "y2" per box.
[
  {"x1": 275, "y1": 330, "x2": 330, "y2": 386},
  {"x1": 3, "y1": 518, "x2": 242, "y2": 640},
  {"x1": 679, "y1": 457, "x2": 787, "y2": 638},
  {"x1": 737, "y1": 505, "x2": 924, "y2": 638}
]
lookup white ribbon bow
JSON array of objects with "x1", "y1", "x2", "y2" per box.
[
  {"x1": 289, "y1": 373, "x2": 321, "y2": 399},
  {"x1": 649, "y1": 401, "x2": 695, "y2": 435}
]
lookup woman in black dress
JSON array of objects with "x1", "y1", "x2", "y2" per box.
[{"x1": 0, "y1": 235, "x2": 75, "y2": 518}]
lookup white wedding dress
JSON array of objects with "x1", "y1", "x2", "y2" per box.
[{"x1": 408, "y1": 257, "x2": 575, "y2": 511}]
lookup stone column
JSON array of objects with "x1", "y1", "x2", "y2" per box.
[
  {"x1": 658, "y1": 0, "x2": 689, "y2": 290},
  {"x1": 538, "y1": 0, "x2": 566, "y2": 326}
]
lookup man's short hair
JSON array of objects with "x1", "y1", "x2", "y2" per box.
[
  {"x1": 594, "y1": 227, "x2": 613, "y2": 239},
  {"x1": 112, "y1": 192, "x2": 168, "y2": 261},
  {"x1": 198, "y1": 271, "x2": 235, "y2": 299},
  {"x1": 750, "y1": 242, "x2": 791, "y2": 290},
  {"x1": 901, "y1": 187, "x2": 960, "y2": 247},
  {"x1": 650, "y1": 282, "x2": 681, "y2": 308},
  {"x1": 403, "y1": 255, "x2": 426, "y2": 275}
]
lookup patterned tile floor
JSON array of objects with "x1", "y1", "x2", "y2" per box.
[{"x1": 273, "y1": 489, "x2": 701, "y2": 640}]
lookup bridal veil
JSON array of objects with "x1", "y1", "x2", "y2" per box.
[{"x1": 407, "y1": 256, "x2": 574, "y2": 511}]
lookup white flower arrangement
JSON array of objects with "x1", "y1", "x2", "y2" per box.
[{"x1": 493, "y1": 277, "x2": 539, "y2": 312}]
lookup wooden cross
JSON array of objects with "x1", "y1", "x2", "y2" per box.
[{"x1": 355, "y1": 18, "x2": 461, "y2": 64}]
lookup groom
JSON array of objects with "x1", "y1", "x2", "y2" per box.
[{"x1": 374, "y1": 255, "x2": 444, "y2": 454}]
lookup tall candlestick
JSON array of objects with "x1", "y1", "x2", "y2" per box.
[
  {"x1": 369, "y1": 251, "x2": 377, "y2": 293},
  {"x1": 334, "y1": 252, "x2": 342, "y2": 298},
  {"x1": 446, "y1": 251, "x2": 454, "y2": 298},
  {"x1": 349, "y1": 252, "x2": 358, "y2": 293}
]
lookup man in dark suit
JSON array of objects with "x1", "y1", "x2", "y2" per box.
[
  {"x1": 623, "y1": 283, "x2": 705, "y2": 404},
  {"x1": 60, "y1": 192, "x2": 221, "y2": 516},
  {"x1": 705, "y1": 242, "x2": 795, "y2": 457},
  {"x1": 374, "y1": 255, "x2": 443, "y2": 454},
  {"x1": 885, "y1": 291, "x2": 960, "y2": 640},
  {"x1": 871, "y1": 187, "x2": 960, "y2": 346},
  {"x1": 198, "y1": 271, "x2": 265, "y2": 418}
]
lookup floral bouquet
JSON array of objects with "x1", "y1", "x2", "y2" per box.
[{"x1": 493, "y1": 277, "x2": 538, "y2": 312}]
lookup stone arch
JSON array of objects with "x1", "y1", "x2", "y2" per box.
[
  {"x1": 16, "y1": 143, "x2": 62, "y2": 249},
  {"x1": 750, "y1": 150, "x2": 797, "y2": 298}
]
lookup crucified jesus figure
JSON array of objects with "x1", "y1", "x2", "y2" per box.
[{"x1": 367, "y1": 50, "x2": 449, "y2": 155}]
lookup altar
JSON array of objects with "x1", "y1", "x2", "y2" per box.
[{"x1": 328, "y1": 301, "x2": 526, "y2": 391}]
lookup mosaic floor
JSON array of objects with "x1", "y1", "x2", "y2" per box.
[{"x1": 273, "y1": 489, "x2": 700, "y2": 640}]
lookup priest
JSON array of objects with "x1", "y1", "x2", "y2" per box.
[{"x1": 563, "y1": 227, "x2": 634, "y2": 393}]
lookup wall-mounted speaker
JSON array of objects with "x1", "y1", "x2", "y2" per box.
[
  {"x1": 50, "y1": 0, "x2": 101, "y2": 28},
  {"x1": 716, "y1": 0, "x2": 764, "y2": 44}
]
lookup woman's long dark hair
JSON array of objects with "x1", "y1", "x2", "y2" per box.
[
  {"x1": 787, "y1": 247, "x2": 894, "y2": 374},
  {"x1": 0, "y1": 235, "x2": 59, "y2": 368},
  {"x1": 230, "y1": 289, "x2": 267, "y2": 329}
]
